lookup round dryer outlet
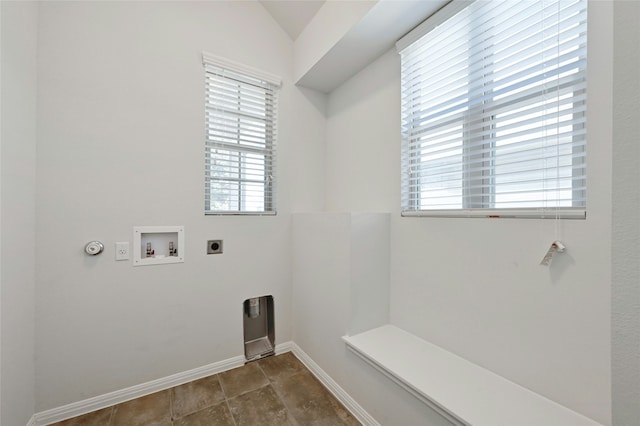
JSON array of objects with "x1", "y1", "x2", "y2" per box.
[{"x1": 207, "y1": 240, "x2": 223, "y2": 254}]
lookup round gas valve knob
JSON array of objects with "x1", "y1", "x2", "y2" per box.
[{"x1": 85, "y1": 241, "x2": 104, "y2": 256}]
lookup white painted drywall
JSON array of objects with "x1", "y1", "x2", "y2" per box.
[
  {"x1": 294, "y1": 0, "x2": 376, "y2": 84},
  {"x1": 12, "y1": 0, "x2": 636, "y2": 423},
  {"x1": 612, "y1": 1, "x2": 640, "y2": 424},
  {"x1": 34, "y1": 1, "x2": 325, "y2": 411},
  {"x1": 349, "y1": 213, "x2": 390, "y2": 335},
  {"x1": 295, "y1": 0, "x2": 447, "y2": 93},
  {"x1": 325, "y1": 48, "x2": 399, "y2": 213},
  {"x1": 322, "y1": 2, "x2": 613, "y2": 424},
  {"x1": 292, "y1": 213, "x2": 452, "y2": 425},
  {"x1": 292, "y1": 213, "x2": 351, "y2": 374},
  {"x1": 0, "y1": 1, "x2": 38, "y2": 424}
]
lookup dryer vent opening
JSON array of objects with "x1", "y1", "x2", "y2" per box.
[{"x1": 243, "y1": 295, "x2": 274, "y2": 362}]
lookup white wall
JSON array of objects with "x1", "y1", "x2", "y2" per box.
[
  {"x1": 34, "y1": 1, "x2": 325, "y2": 411},
  {"x1": 7, "y1": 0, "x2": 636, "y2": 423},
  {"x1": 325, "y1": 48, "x2": 399, "y2": 212},
  {"x1": 0, "y1": 1, "x2": 38, "y2": 424},
  {"x1": 292, "y1": 213, "x2": 452, "y2": 426},
  {"x1": 323, "y1": 2, "x2": 613, "y2": 424},
  {"x1": 612, "y1": 0, "x2": 640, "y2": 424},
  {"x1": 294, "y1": 0, "x2": 375, "y2": 84}
]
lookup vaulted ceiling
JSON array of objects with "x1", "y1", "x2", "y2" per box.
[
  {"x1": 258, "y1": 0, "x2": 448, "y2": 93},
  {"x1": 259, "y1": 0, "x2": 325, "y2": 40}
]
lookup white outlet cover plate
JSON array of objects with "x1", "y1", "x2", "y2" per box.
[{"x1": 115, "y1": 242, "x2": 129, "y2": 261}]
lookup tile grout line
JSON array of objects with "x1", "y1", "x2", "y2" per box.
[
  {"x1": 269, "y1": 353, "x2": 359, "y2": 426},
  {"x1": 256, "y1": 356, "x2": 303, "y2": 426},
  {"x1": 217, "y1": 373, "x2": 238, "y2": 426},
  {"x1": 107, "y1": 405, "x2": 115, "y2": 426},
  {"x1": 168, "y1": 385, "x2": 174, "y2": 422},
  {"x1": 256, "y1": 361, "x2": 292, "y2": 423}
]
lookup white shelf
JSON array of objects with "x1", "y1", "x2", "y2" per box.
[{"x1": 343, "y1": 325, "x2": 602, "y2": 426}]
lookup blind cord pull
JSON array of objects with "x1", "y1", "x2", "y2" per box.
[{"x1": 540, "y1": 240, "x2": 566, "y2": 267}]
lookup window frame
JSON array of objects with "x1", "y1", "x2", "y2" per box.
[
  {"x1": 398, "y1": 0, "x2": 588, "y2": 219},
  {"x1": 203, "y1": 52, "x2": 281, "y2": 216}
]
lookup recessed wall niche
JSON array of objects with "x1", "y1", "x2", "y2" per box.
[{"x1": 133, "y1": 226, "x2": 184, "y2": 266}]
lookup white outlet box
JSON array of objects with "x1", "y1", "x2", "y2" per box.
[
  {"x1": 115, "y1": 242, "x2": 129, "y2": 261},
  {"x1": 133, "y1": 226, "x2": 184, "y2": 266}
]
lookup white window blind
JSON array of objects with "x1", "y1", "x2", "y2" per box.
[
  {"x1": 398, "y1": 0, "x2": 587, "y2": 219},
  {"x1": 203, "y1": 53, "x2": 281, "y2": 215}
]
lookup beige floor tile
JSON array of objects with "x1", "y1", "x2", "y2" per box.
[
  {"x1": 218, "y1": 360, "x2": 268, "y2": 398},
  {"x1": 273, "y1": 370, "x2": 360, "y2": 426},
  {"x1": 47, "y1": 352, "x2": 360, "y2": 426},
  {"x1": 171, "y1": 375, "x2": 225, "y2": 419},
  {"x1": 49, "y1": 406, "x2": 113, "y2": 426},
  {"x1": 111, "y1": 390, "x2": 171, "y2": 426},
  {"x1": 227, "y1": 385, "x2": 294, "y2": 426},
  {"x1": 258, "y1": 351, "x2": 306, "y2": 382},
  {"x1": 172, "y1": 401, "x2": 235, "y2": 426}
]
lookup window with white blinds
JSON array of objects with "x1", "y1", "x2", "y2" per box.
[
  {"x1": 203, "y1": 53, "x2": 280, "y2": 215},
  {"x1": 398, "y1": 0, "x2": 588, "y2": 218}
]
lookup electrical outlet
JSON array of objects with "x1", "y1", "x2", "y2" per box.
[
  {"x1": 115, "y1": 242, "x2": 129, "y2": 261},
  {"x1": 207, "y1": 240, "x2": 223, "y2": 254}
]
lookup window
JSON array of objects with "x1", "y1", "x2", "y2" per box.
[
  {"x1": 398, "y1": 0, "x2": 587, "y2": 218},
  {"x1": 203, "y1": 53, "x2": 280, "y2": 215}
]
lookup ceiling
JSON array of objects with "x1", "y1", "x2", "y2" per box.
[
  {"x1": 259, "y1": 0, "x2": 326, "y2": 40},
  {"x1": 258, "y1": 0, "x2": 448, "y2": 93}
]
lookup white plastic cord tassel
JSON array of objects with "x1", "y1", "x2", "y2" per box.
[{"x1": 540, "y1": 240, "x2": 566, "y2": 266}]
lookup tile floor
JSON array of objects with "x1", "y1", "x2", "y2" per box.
[{"x1": 50, "y1": 352, "x2": 361, "y2": 426}]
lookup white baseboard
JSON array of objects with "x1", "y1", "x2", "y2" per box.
[
  {"x1": 28, "y1": 341, "x2": 374, "y2": 426},
  {"x1": 291, "y1": 342, "x2": 380, "y2": 426},
  {"x1": 30, "y1": 351, "x2": 245, "y2": 426},
  {"x1": 274, "y1": 340, "x2": 293, "y2": 355}
]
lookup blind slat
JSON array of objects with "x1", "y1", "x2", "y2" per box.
[
  {"x1": 203, "y1": 54, "x2": 279, "y2": 214},
  {"x1": 399, "y1": 0, "x2": 587, "y2": 216}
]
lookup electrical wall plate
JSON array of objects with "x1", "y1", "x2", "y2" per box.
[
  {"x1": 115, "y1": 242, "x2": 129, "y2": 261},
  {"x1": 207, "y1": 240, "x2": 223, "y2": 254}
]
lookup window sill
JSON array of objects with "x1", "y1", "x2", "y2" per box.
[
  {"x1": 205, "y1": 211, "x2": 277, "y2": 216},
  {"x1": 401, "y1": 208, "x2": 586, "y2": 219}
]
